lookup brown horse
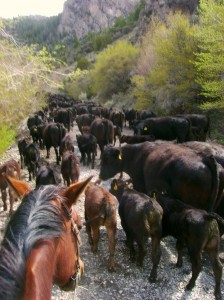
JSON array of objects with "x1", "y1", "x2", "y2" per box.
[{"x1": 0, "y1": 175, "x2": 92, "y2": 300}]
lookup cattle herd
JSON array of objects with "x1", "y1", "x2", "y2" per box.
[{"x1": 0, "y1": 93, "x2": 224, "y2": 299}]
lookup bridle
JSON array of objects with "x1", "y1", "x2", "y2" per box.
[{"x1": 59, "y1": 201, "x2": 82, "y2": 291}]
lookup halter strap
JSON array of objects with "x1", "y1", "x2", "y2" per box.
[{"x1": 60, "y1": 201, "x2": 81, "y2": 291}]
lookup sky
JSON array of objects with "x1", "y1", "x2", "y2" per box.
[{"x1": 0, "y1": 0, "x2": 66, "y2": 19}]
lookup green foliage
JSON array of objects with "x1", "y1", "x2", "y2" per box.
[
  {"x1": 194, "y1": 0, "x2": 224, "y2": 102},
  {"x1": 90, "y1": 40, "x2": 138, "y2": 100},
  {"x1": 76, "y1": 56, "x2": 91, "y2": 70},
  {"x1": 133, "y1": 13, "x2": 200, "y2": 113},
  {"x1": 63, "y1": 68, "x2": 93, "y2": 100},
  {"x1": 0, "y1": 26, "x2": 65, "y2": 141},
  {"x1": 0, "y1": 125, "x2": 16, "y2": 155}
]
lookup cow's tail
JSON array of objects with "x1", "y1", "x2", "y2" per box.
[
  {"x1": 206, "y1": 212, "x2": 224, "y2": 236},
  {"x1": 203, "y1": 155, "x2": 219, "y2": 212}
]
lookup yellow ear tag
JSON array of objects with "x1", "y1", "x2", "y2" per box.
[
  {"x1": 144, "y1": 126, "x2": 148, "y2": 131},
  {"x1": 153, "y1": 192, "x2": 156, "y2": 199},
  {"x1": 114, "y1": 183, "x2": 118, "y2": 190},
  {"x1": 127, "y1": 183, "x2": 133, "y2": 189},
  {"x1": 34, "y1": 127, "x2": 38, "y2": 132},
  {"x1": 118, "y1": 154, "x2": 122, "y2": 160}
]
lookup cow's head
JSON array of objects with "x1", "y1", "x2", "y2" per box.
[{"x1": 99, "y1": 145, "x2": 123, "y2": 180}]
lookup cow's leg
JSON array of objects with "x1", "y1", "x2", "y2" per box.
[
  {"x1": 1, "y1": 189, "x2": 7, "y2": 211},
  {"x1": 91, "y1": 224, "x2": 100, "y2": 253},
  {"x1": 54, "y1": 147, "x2": 60, "y2": 164},
  {"x1": 186, "y1": 248, "x2": 202, "y2": 290},
  {"x1": 46, "y1": 147, "x2": 50, "y2": 159},
  {"x1": 136, "y1": 238, "x2": 146, "y2": 267},
  {"x1": 106, "y1": 223, "x2": 117, "y2": 272},
  {"x1": 85, "y1": 216, "x2": 93, "y2": 246},
  {"x1": 206, "y1": 246, "x2": 222, "y2": 299},
  {"x1": 176, "y1": 239, "x2": 184, "y2": 267},
  {"x1": 149, "y1": 234, "x2": 161, "y2": 282},
  {"x1": 87, "y1": 151, "x2": 91, "y2": 167},
  {"x1": 8, "y1": 190, "x2": 15, "y2": 214}
]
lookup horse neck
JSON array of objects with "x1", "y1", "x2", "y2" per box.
[{"x1": 23, "y1": 240, "x2": 57, "y2": 300}]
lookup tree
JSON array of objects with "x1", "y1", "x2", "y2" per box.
[
  {"x1": 132, "y1": 13, "x2": 200, "y2": 113},
  {"x1": 0, "y1": 24, "x2": 65, "y2": 153},
  {"x1": 90, "y1": 40, "x2": 138, "y2": 101},
  {"x1": 194, "y1": 0, "x2": 224, "y2": 102}
]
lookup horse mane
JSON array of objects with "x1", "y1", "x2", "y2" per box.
[{"x1": 0, "y1": 185, "x2": 66, "y2": 299}]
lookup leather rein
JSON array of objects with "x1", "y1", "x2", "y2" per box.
[{"x1": 60, "y1": 201, "x2": 81, "y2": 291}]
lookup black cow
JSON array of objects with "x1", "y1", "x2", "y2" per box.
[
  {"x1": 110, "y1": 111, "x2": 125, "y2": 131},
  {"x1": 54, "y1": 108, "x2": 72, "y2": 132},
  {"x1": 110, "y1": 178, "x2": 163, "y2": 282},
  {"x1": 90, "y1": 118, "x2": 114, "y2": 157},
  {"x1": 27, "y1": 114, "x2": 43, "y2": 131},
  {"x1": 123, "y1": 108, "x2": 138, "y2": 128},
  {"x1": 177, "y1": 114, "x2": 210, "y2": 141},
  {"x1": 76, "y1": 114, "x2": 95, "y2": 134},
  {"x1": 154, "y1": 192, "x2": 223, "y2": 299},
  {"x1": 99, "y1": 142, "x2": 224, "y2": 212},
  {"x1": 17, "y1": 137, "x2": 30, "y2": 169},
  {"x1": 23, "y1": 143, "x2": 40, "y2": 181},
  {"x1": 36, "y1": 164, "x2": 61, "y2": 186},
  {"x1": 137, "y1": 116, "x2": 191, "y2": 143},
  {"x1": 29, "y1": 123, "x2": 45, "y2": 149},
  {"x1": 76, "y1": 134, "x2": 97, "y2": 169},
  {"x1": 43, "y1": 122, "x2": 66, "y2": 164},
  {"x1": 139, "y1": 110, "x2": 157, "y2": 120}
]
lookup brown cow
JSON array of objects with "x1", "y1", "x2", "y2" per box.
[
  {"x1": 84, "y1": 182, "x2": 117, "y2": 271},
  {"x1": 0, "y1": 159, "x2": 21, "y2": 213},
  {"x1": 61, "y1": 151, "x2": 80, "y2": 186}
]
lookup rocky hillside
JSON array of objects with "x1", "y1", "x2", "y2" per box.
[
  {"x1": 57, "y1": 0, "x2": 198, "y2": 40},
  {"x1": 58, "y1": 0, "x2": 141, "y2": 39}
]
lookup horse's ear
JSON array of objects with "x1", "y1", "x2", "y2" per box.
[
  {"x1": 4, "y1": 174, "x2": 31, "y2": 199},
  {"x1": 63, "y1": 176, "x2": 93, "y2": 208}
]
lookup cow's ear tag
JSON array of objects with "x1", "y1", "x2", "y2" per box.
[
  {"x1": 127, "y1": 183, "x2": 133, "y2": 189},
  {"x1": 114, "y1": 183, "x2": 118, "y2": 190},
  {"x1": 144, "y1": 126, "x2": 148, "y2": 131},
  {"x1": 153, "y1": 192, "x2": 156, "y2": 199},
  {"x1": 118, "y1": 154, "x2": 122, "y2": 160},
  {"x1": 34, "y1": 127, "x2": 38, "y2": 132}
]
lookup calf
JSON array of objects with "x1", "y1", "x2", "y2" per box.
[
  {"x1": 23, "y1": 143, "x2": 40, "y2": 181},
  {"x1": 0, "y1": 159, "x2": 21, "y2": 213},
  {"x1": 61, "y1": 151, "x2": 80, "y2": 186},
  {"x1": 154, "y1": 192, "x2": 223, "y2": 299},
  {"x1": 36, "y1": 164, "x2": 61, "y2": 186},
  {"x1": 110, "y1": 178, "x2": 163, "y2": 282},
  {"x1": 76, "y1": 133, "x2": 97, "y2": 169},
  {"x1": 84, "y1": 182, "x2": 117, "y2": 271},
  {"x1": 17, "y1": 136, "x2": 30, "y2": 169}
]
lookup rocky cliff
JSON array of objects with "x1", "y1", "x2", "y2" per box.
[
  {"x1": 58, "y1": 0, "x2": 141, "y2": 40},
  {"x1": 57, "y1": 0, "x2": 198, "y2": 40}
]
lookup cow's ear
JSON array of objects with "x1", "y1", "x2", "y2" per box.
[{"x1": 3, "y1": 174, "x2": 31, "y2": 199}]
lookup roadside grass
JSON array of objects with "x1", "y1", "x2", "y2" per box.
[{"x1": 0, "y1": 125, "x2": 16, "y2": 156}]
